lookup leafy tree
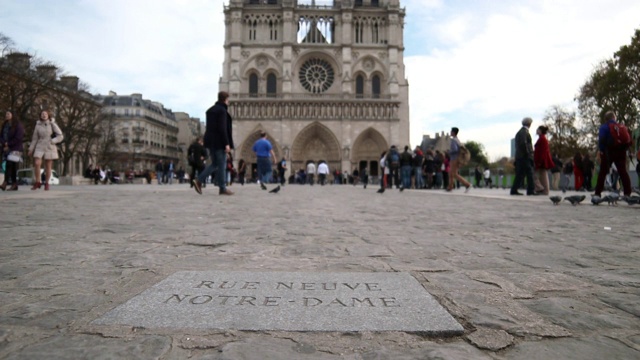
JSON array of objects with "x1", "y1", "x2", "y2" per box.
[
  {"x1": 577, "y1": 29, "x2": 640, "y2": 145},
  {"x1": 542, "y1": 105, "x2": 588, "y2": 159}
]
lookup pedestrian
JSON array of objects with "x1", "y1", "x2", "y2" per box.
[
  {"x1": 155, "y1": 160, "x2": 164, "y2": 185},
  {"x1": 387, "y1": 145, "x2": 401, "y2": 188},
  {"x1": 582, "y1": 153, "x2": 594, "y2": 191},
  {"x1": 413, "y1": 146, "x2": 424, "y2": 189},
  {"x1": 187, "y1": 136, "x2": 207, "y2": 188},
  {"x1": 533, "y1": 125, "x2": 554, "y2": 195},
  {"x1": 474, "y1": 166, "x2": 482, "y2": 188},
  {"x1": 594, "y1": 111, "x2": 632, "y2": 197},
  {"x1": 551, "y1": 153, "x2": 562, "y2": 190},
  {"x1": 483, "y1": 167, "x2": 492, "y2": 188},
  {"x1": 360, "y1": 167, "x2": 368, "y2": 189},
  {"x1": 447, "y1": 127, "x2": 471, "y2": 192},
  {"x1": 27, "y1": 110, "x2": 63, "y2": 191},
  {"x1": 226, "y1": 152, "x2": 235, "y2": 186},
  {"x1": 166, "y1": 160, "x2": 175, "y2": 185},
  {"x1": 442, "y1": 152, "x2": 450, "y2": 190},
  {"x1": 193, "y1": 91, "x2": 234, "y2": 196},
  {"x1": 433, "y1": 150, "x2": 443, "y2": 189},
  {"x1": 510, "y1": 117, "x2": 535, "y2": 196},
  {"x1": 277, "y1": 157, "x2": 287, "y2": 186},
  {"x1": 379, "y1": 151, "x2": 388, "y2": 190},
  {"x1": 237, "y1": 159, "x2": 247, "y2": 185},
  {"x1": 561, "y1": 159, "x2": 573, "y2": 193},
  {"x1": 573, "y1": 152, "x2": 584, "y2": 191},
  {"x1": 0, "y1": 111, "x2": 25, "y2": 191},
  {"x1": 252, "y1": 131, "x2": 276, "y2": 187},
  {"x1": 400, "y1": 145, "x2": 412, "y2": 189},
  {"x1": 317, "y1": 161, "x2": 329, "y2": 185},
  {"x1": 306, "y1": 161, "x2": 316, "y2": 185}
]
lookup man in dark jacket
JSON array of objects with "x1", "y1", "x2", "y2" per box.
[
  {"x1": 155, "y1": 160, "x2": 164, "y2": 185},
  {"x1": 187, "y1": 136, "x2": 207, "y2": 188},
  {"x1": 594, "y1": 111, "x2": 632, "y2": 197},
  {"x1": 510, "y1": 117, "x2": 535, "y2": 195},
  {"x1": 193, "y1": 91, "x2": 234, "y2": 195}
]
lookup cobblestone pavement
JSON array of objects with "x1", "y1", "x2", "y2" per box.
[{"x1": 0, "y1": 183, "x2": 638, "y2": 359}]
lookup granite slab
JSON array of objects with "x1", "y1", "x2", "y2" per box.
[{"x1": 93, "y1": 271, "x2": 463, "y2": 335}]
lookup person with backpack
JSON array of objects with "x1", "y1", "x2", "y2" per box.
[
  {"x1": 594, "y1": 111, "x2": 632, "y2": 198},
  {"x1": 387, "y1": 145, "x2": 401, "y2": 189}
]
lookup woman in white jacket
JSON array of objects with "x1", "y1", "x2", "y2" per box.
[{"x1": 27, "y1": 110, "x2": 63, "y2": 190}]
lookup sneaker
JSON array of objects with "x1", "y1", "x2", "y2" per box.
[
  {"x1": 465, "y1": 185, "x2": 470, "y2": 193},
  {"x1": 193, "y1": 180, "x2": 202, "y2": 194},
  {"x1": 510, "y1": 192, "x2": 524, "y2": 196},
  {"x1": 219, "y1": 188, "x2": 234, "y2": 196}
]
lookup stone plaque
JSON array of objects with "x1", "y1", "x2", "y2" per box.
[{"x1": 93, "y1": 271, "x2": 463, "y2": 335}]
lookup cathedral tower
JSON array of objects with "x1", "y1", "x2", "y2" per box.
[{"x1": 220, "y1": 0, "x2": 409, "y2": 178}]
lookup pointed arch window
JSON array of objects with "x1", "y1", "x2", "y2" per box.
[
  {"x1": 266, "y1": 73, "x2": 277, "y2": 97},
  {"x1": 355, "y1": 75, "x2": 364, "y2": 98},
  {"x1": 372, "y1": 75, "x2": 381, "y2": 98},
  {"x1": 249, "y1": 73, "x2": 259, "y2": 97}
]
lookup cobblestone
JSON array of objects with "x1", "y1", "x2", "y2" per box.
[{"x1": 0, "y1": 184, "x2": 638, "y2": 359}]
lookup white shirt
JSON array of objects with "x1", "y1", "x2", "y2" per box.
[
  {"x1": 318, "y1": 163, "x2": 329, "y2": 175},
  {"x1": 306, "y1": 163, "x2": 316, "y2": 175},
  {"x1": 483, "y1": 169, "x2": 490, "y2": 179}
]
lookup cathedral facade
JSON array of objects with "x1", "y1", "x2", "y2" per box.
[{"x1": 221, "y1": 0, "x2": 409, "y2": 178}]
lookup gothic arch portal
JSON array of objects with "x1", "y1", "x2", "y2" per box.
[
  {"x1": 238, "y1": 127, "x2": 282, "y2": 165},
  {"x1": 351, "y1": 127, "x2": 388, "y2": 177},
  {"x1": 291, "y1": 122, "x2": 341, "y2": 171}
]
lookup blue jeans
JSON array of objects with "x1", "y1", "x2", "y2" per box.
[
  {"x1": 414, "y1": 166, "x2": 424, "y2": 189},
  {"x1": 197, "y1": 149, "x2": 227, "y2": 191},
  {"x1": 257, "y1": 157, "x2": 272, "y2": 184},
  {"x1": 401, "y1": 165, "x2": 412, "y2": 188},
  {"x1": 156, "y1": 172, "x2": 163, "y2": 184}
]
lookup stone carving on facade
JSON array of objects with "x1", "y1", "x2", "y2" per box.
[
  {"x1": 352, "y1": 51, "x2": 359, "y2": 61},
  {"x1": 275, "y1": 50, "x2": 283, "y2": 59},
  {"x1": 256, "y1": 55, "x2": 269, "y2": 69},
  {"x1": 362, "y1": 58, "x2": 375, "y2": 71},
  {"x1": 241, "y1": 51, "x2": 251, "y2": 59}
]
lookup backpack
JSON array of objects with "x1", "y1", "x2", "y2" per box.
[
  {"x1": 389, "y1": 151, "x2": 400, "y2": 168},
  {"x1": 608, "y1": 122, "x2": 632, "y2": 149},
  {"x1": 457, "y1": 145, "x2": 471, "y2": 166}
]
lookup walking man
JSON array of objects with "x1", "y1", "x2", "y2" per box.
[
  {"x1": 447, "y1": 127, "x2": 471, "y2": 192},
  {"x1": 594, "y1": 111, "x2": 632, "y2": 197},
  {"x1": 510, "y1": 117, "x2": 535, "y2": 196},
  {"x1": 317, "y1": 161, "x2": 330, "y2": 185},
  {"x1": 155, "y1": 160, "x2": 164, "y2": 185},
  {"x1": 193, "y1": 91, "x2": 234, "y2": 196},
  {"x1": 187, "y1": 136, "x2": 207, "y2": 188},
  {"x1": 252, "y1": 131, "x2": 276, "y2": 187},
  {"x1": 306, "y1": 161, "x2": 316, "y2": 185}
]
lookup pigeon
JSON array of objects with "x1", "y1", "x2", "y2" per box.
[
  {"x1": 623, "y1": 195, "x2": 640, "y2": 205},
  {"x1": 590, "y1": 195, "x2": 604, "y2": 205},
  {"x1": 603, "y1": 192, "x2": 620, "y2": 206},
  {"x1": 549, "y1": 196, "x2": 562, "y2": 205},
  {"x1": 564, "y1": 195, "x2": 586, "y2": 206},
  {"x1": 399, "y1": 186, "x2": 404, "y2": 192},
  {"x1": 377, "y1": 188, "x2": 385, "y2": 194},
  {"x1": 269, "y1": 185, "x2": 280, "y2": 194},
  {"x1": 260, "y1": 182, "x2": 267, "y2": 191}
]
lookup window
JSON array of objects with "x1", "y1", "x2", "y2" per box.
[
  {"x1": 124, "y1": 109, "x2": 130, "y2": 116},
  {"x1": 249, "y1": 21, "x2": 257, "y2": 41},
  {"x1": 297, "y1": 16, "x2": 334, "y2": 44},
  {"x1": 269, "y1": 20, "x2": 278, "y2": 40},
  {"x1": 371, "y1": 0, "x2": 379, "y2": 7},
  {"x1": 372, "y1": 75, "x2": 381, "y2": 98},
  {"x1": 355, "y1": 0, "x2": 363, "y2": 6},
  {"x1": 266, "y1": 73, "x2": 277, "y2": 97},
  {"x1": 355, "y1": 75, "x2": 364, "y2": 98},
  {"x1": 355, "y1": 22, "x2": 363, "y2": 43},
  {"x1": 249, "y1": 73, "x2": 259, "y2": 97}
]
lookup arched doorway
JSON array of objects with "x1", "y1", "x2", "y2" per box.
[
  {"x1": 291, "y1": 122, "x2": 341, "y2": 172},
  {"x1": 351, "y1": 127, "x2": 388, "y2": 178}
]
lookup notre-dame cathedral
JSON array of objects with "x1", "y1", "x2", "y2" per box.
[{"x1": 220, "y1": 0, "x2": 409, "y2": 178}]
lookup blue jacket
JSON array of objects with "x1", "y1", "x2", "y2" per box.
[{"x1": 598, "y1": 120, "x2": 616, "y2": 152}]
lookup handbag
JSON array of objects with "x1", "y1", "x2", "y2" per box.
[{"x1": 7, "y1": 151, "x2": 23, "y2": 163}]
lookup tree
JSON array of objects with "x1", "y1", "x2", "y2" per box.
[
  {"x1": 577, "y1": 29, "x2": 640, "y2": 146},
  {"x1": 463, "y1": 140, "x2": 489, "y2": 167},
  {"x1": 542, "y1": 105, "x2": 587, "y2": 159}
]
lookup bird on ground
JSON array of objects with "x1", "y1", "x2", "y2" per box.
[
  {"x1": 377, "y1": 188, "x2": 385, "y2": 194},
  {"x1": 260, "y1": 182, "x2": 267, "y2": 190},
  {"x1": 623, "y1": 195, "x2": 640, "y2": 205},
  {"x1": 564, "y1": 195, "x2": 586, "y2": 206},
  {"x1": 399, "y1": 186, "x2": 404, "y2": 192},
  {"x1": 590, "y1": 195, "x2": 604, "y2": 205},
  {"x1": 549, "y1": 196, "x2": 562, "y2": 205},
  {"x1": 269, "y1": 185, "x2": 280, "y2": 194},
  {"x1": 603, "y1": 192, "x2": 620, "y2": 206}
]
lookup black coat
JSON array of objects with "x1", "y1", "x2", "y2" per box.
[
  {"x1": 188, "y1": 142, "x2": 207, "y2": 168},
  {"x1": 514, "y1": 127, "x2": 533, "y2": 160},
  {"x1": 203, "y1": 101, "x2": 234, "y2": 150}
]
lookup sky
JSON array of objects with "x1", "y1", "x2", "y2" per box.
[{"x1": 1, "y1": 0, "x2": 639, "y2": 160}]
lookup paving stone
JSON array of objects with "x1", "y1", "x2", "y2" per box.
[
  {"x1": 466, "y1": 328, "x2": 514, "y2": 351},
  {"x1": 497, "y1": 336, "x2": 640, "y2": 360},
  {"x1": 94, "y1": 271, "x2": 464, "y2": 335}
]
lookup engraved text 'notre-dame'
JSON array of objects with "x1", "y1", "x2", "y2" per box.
[{"x1": 163, "y1": 280, "x2": 400, "y2": 308}]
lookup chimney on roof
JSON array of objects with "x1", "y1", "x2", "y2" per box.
[
  {"x1": 60, "y1": 76, "x2": 79, "y2": 91},
  {"x1": 36, "y1": 65, "x2": 58, "y2": 81},
  {"x1": 6, "y1": 52, "x2": 32, "y2": 70}
]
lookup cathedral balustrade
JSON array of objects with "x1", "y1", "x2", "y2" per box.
[{"x1": 230, "y1": 98, "x2": 399, "y2": 120}]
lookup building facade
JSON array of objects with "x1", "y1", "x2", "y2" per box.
[
  {"x1": 97, "y1": 92, "x2": 180, "y2": 172},
  {"x1": 221, "y1": 0, "x2": 409, "y2": 177}
]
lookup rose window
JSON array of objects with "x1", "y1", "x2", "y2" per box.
[{"x1": 299, "y1": 58, "x2": 334, "y2": 93}]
